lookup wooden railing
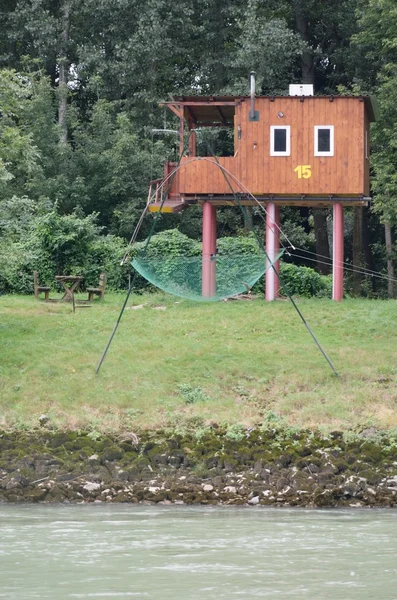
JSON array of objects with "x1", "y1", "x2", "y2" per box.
[{"x1": 148, "y1": 157, "x2": 240, "y2": 204}]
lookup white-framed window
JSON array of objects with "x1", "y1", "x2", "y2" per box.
[
  {"x1": 314, "y1": 125, "x2": 334, "y2": 156},
  {"x1": 270, "y1": 126, "x2": 290, "y2": 156}
]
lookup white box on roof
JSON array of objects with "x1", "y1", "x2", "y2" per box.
[{"x1": 289, "y1": 84, "x2": 314, "y2": 96}]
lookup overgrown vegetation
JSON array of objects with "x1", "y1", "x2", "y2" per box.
[
  {"x1": 0, "y1": 293, "x2": 396, "y2": 432},
  {"x1": 0, "y1": 205, "x2": 128, "y2": 293},
  {"x1": 0, "y1": 1, "x2": 396, "y2": 299}
]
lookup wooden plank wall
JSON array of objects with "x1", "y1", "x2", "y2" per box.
[
  {"x1": 364, "y1": 110, "x2": 370, "y2": 196},
  {"x1": 171, "y1": 97, "x2": 369, "y2": 197},
  {"x1": 237, "y1": 97, "x2": 367, "y2": 196},
  {"x1": 177, "y1": 157, "x2": 242, "y2": 194}
]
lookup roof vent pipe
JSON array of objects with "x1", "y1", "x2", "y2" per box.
[{"x1": 249, "y1": 71, "x2": 259, "y2": 122}]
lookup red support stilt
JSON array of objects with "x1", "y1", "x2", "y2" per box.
[
  {"x1": 202, "y1": 202, "x2": 216, "y2": 297},
  {"x1": 210, "y1": 204, "x2": 217, "y2": 295},
  {"x1": 265, "y1": 202, "x2": 280, "y2": 301},
  {"x1": 274, "y1": 205, "x2": 280, "y2": 298},
  {"x1": 333, "y1": 203, "x2": 344, "y2": 301}
]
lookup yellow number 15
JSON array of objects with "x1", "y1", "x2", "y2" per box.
[{"x1": 294, "y1": 165, "x2": 312, "y2": 179}]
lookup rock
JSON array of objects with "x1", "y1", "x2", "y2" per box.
[
  {"x1": 248, "y1": 496, "x2": 259, "y2": 505},
  {"x1": 25, "y1": 488, "x2": 47, "y2": 502},
  {"x1": 5, "y1": 479, "x2": 22, "y2": 491},
  {"x1": 49, "y1": 433, "x2": 70, "y2": 448},
  {"x1": 276, "y1": 454, "x2": 293, "y2": 468},
  {"x1": 202, "y1": 484, "x2": 214, "y2": 492},
  {"x1": 386, "y1": 476, "x2": 397, "y2": 487},
  {"x1": 113, "y1": 492, "x2": 130, "y2": 502},
  {"x1": 224, "y1": 486, "x2": 236, "y2": 494},
  {"x1": 83, "y1": 482, "x2": 101, "y2": 493},
  {"x1": 257, "y1": 469, "x2": 271, "y2": 482},
  {"x1": 223, "y1": 459, "x2": 238, "y2": 472},
  {"x1": 168, "y1": 455, "x2": 182, "y2": 467},
  {"x1": 359, "y1": 427, "x2": 378, "y2": 439},
  {"x1": 211, "y1": 476, "x2": 224, "y2": 486},
  {"x1": 313, "y1": 489, "x2": 339, "y2": 508},
  {"x1": 101, "y1": 447, "x2": 124, "y2": 462},
  {"x1": 38, "y1": 414, "x2": 50, "y2": 426}
]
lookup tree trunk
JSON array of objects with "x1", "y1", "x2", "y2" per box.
[
  {"x1": 293, "y1": 0, "x2": 314, "y2": 84},
  {"x1": 352, "y1": 206, "x2": 364, "y2": 295},
  {"x1": 385, "y1": 221, "x2": 394, "y2": 298},
  {"x1": 362, "y1": 208, "x2": 374, "y2": 272},
  {"x1": 313, "y1": 209, "x2": 331, "y2": 274},
  {"x1": 58, "y1": 2, "x2": 72, "y2": 145},
  {"x1": 294, "y1": 2, "x2": 332, "y2": 273}
]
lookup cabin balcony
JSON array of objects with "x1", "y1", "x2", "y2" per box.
[{"x1": 148, "y1": 157, "x2": 241, "y2": 213}]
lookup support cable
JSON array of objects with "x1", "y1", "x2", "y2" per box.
[
  {"x1": 139, "y1": 156, "x2": 295, "y2": 249},
  {"x1": 291, "y1": 246, "x2": 397, "y2": 283},
  {"x1": 201, "y1": 139, "x2": 338, "y2": 376},
  {"x1": 96, "y1": 134, "x2": 193, "y2": 374}
]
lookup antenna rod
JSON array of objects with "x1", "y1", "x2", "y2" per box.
[{"x1": 250, "y1": 71, "x2": 256, "y2": 120}]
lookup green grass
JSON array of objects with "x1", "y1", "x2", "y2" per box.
[{"x1": 1, "y1": 292, "x2": 397, "y2": 432}]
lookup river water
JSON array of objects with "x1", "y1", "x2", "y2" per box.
[{"x1": 1, "y1": 505, "x2": 397, "y2": 599}]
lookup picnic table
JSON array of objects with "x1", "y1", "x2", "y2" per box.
[{"x1": 55, "y1": 275, "x2": 83, "y2": 302}]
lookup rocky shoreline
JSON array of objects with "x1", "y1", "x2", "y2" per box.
[{"x1": 1, "y1": 427, "x2": 397, "y2": 507}]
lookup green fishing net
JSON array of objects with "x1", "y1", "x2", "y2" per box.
[{"x1": 132, "y1": 250, "x2": 284, "y2": 302}]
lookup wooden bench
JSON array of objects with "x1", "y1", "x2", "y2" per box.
[
  {"x1": 33, "y1": 271, "x2": 51, "y2": 301},
  {"x1": 87, "y1": 272, "x2": 107, "y2": 301}
]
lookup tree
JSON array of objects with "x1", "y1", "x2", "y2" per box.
[{"x1": 354, "y1": 0, "x2": 397, "y2": 296}]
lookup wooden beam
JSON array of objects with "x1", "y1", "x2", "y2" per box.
[
  {"x1": 179, "y1": 105, "x2": 184, "y2": 155},
  {"x1": 216, "y1": 107, "x2": 228, "y2": 125},
  {"x1": 166, "y1": 103, "x2": 182, "y2": 119},
  {"x1": 186, "y1": 106, "x2": 197, "y2": 123},
  {"x1": 193, "y1": 122, "x2": 233, "y2": 128},
  {"x1": 187, "y1": 115, "x2": 197, "y2": 157},
  {"x1": 163, "y1": 101, "x2": 237, "y2": 107}
]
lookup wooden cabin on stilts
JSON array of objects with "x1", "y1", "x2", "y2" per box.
[{"x1": 148, "y1": 74, "x2": 378, "y2": 301}]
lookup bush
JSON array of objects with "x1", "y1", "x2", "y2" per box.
[
  {"x1": 0, "y1": 216, "x2": 331, "y2": 298},
  {"x1": 131, "y1": 229, "x2": 201, "y2": 293},
  {"x1": 278, "y1": 262, "x2": 332, "y2": 298},
  {"x1": 0, "y1": 208, "x2": 130, "y2": 294},
  {"x1": 131, "y1": 229, "x2": 332, "y2": 298}
]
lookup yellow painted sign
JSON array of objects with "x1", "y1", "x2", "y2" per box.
[{"x1": 294, "y1": 165, "x2": 312, "y2": 179}]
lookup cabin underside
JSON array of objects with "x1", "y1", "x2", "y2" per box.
[{"x1": 148, "y1": 194, "x2": 370, "y2": 213}]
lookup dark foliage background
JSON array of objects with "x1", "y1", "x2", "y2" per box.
[{"x1": 0, "y1": 0, "x2": 395, "y2": 296}]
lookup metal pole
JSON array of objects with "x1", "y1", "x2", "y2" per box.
[{"x1": 250, "y1": 71, "x2": 256, "y2": 120}]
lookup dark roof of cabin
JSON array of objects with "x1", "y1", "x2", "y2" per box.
[{"x1": 167, "y1": 95, "x2": 379, "y2": 125}]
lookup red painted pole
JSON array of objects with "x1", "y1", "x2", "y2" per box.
[
  {"x1": 274, "y1": 205, "x2": 280, "y2": 298},
  {"x1": 332, "y1": 203, "x2": 344, "y2": 301},
  {"x1": 265, "y1": 202, "x2": 279, "y2": 301},
  {"x1": 210, "y1": 204, "x2": 217, "y2": 295},
  {"x1": 202, "y1": 202, "x2": 215, "y2": 297}
]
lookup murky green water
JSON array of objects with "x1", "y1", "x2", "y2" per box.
[{"x1": 1, "y1": 505, "x2": 397, "y2": 599}]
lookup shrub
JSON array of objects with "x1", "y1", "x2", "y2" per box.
[
  {"x1": 0, "y1": 208, "x2": 130, "y2": 294},
  {"x1": 278, "y1": 262, "x2": 332, "y2": 298},
  {"x1": 131, "y1": 229, "x2": 332, "y2": 298},
  {"x1": 131, "y1": 229, "x2": 201, "y2": 293},
  {"x1": 177, "y1": 383, "x2": 211, "y2": 404}
]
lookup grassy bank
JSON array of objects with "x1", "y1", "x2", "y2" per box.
[{"x1": 1, "y1": 293, "x2": 396, "y2": 432}]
